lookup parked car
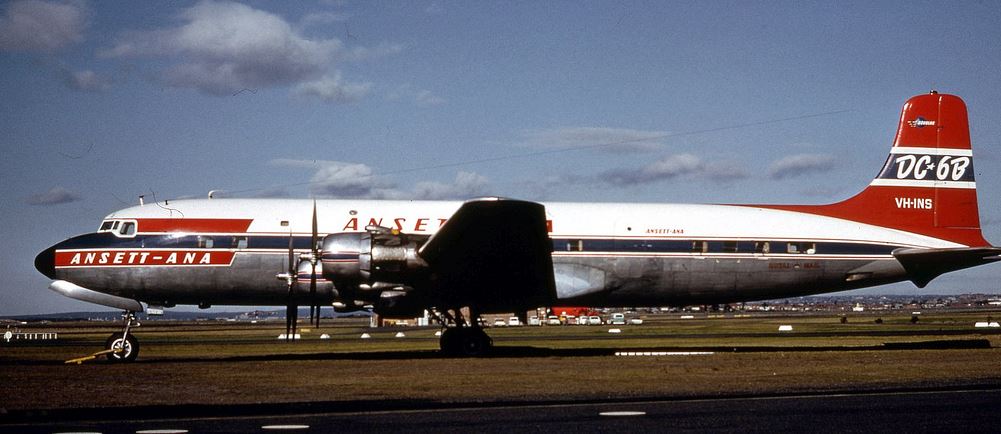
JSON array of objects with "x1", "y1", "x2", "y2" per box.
[
  {"x1": 628, "y1": 318, "x2": 644, "y2": 325},
  {"x1": 493, "y1": 318, "x2": 506, "y2": 327},
  {"x1": 547, "y1": 315, "x2": 562, "y2": 325},
  {"x1": 588, "y1": 315, "x2": 602, "y2": 325},
  {"x1": 609, "y1": 313, "x2": 626, "y2": 325},
  {"x1": 508, "y1": 317, "x2": 521, "y2": 326}
]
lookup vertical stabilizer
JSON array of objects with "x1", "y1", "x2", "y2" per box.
[{"x1": 763, "y1": 92, "x2": 990, "y2": 247}]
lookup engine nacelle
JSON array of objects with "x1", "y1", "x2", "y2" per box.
[{"x1": 319, "y1": 230, "x2": 429, "y2": 301}]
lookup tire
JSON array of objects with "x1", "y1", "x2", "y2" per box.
[
  {"x1": 439, "y1": 327, "x2": 459, "y2": 354},
  {"x1": 105, "y1": 332, "x2": 139, "y2": 362},
  {"x1": 459, "y1": 328, "x2": 492, "y2": 356},
  {"x1": 439, "y1": 328, "x2": 492, "y2": 356}
]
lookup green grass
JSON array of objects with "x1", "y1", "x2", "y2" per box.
[{"x1": 2, "y1": 311, "x2": 999, "y2": 411}]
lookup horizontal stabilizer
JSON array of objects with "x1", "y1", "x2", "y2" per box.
[
  {"x1": 419, "y1": 198, "x2": 555, "y2": 309},
  {"x1": 893, "y1": 247, "x2": 1001, "y2": 288}
]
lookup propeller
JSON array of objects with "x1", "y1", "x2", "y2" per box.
[
  {"x1": 284, "y1": 230, "x2": 298, "y2": 341},
  {"x1": 308, "y1": 200, "x2": 321, "y2": 327}
]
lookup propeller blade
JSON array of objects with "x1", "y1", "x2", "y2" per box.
[
  {"x1": 310, "y1": 200, "x2": 320, "y2": 327},
  {"x1": 287, "y1": 232, "x2": 295, "y2": 276},
  {"x1": 285, "y1": 230, "x2": 297, "y2": 342}
]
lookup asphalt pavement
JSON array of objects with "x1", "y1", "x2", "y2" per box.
[{"x1": 2, "y1": 387, "x2": 998, "y2": 433}]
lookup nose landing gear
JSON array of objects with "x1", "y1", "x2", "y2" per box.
[{"x1": 105, "y1": 311, "x2": 140, "y2": 362}]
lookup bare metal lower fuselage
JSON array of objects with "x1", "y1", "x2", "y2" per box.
[{"x1": 49, "y1": 250, "x2": 905, "y2": 310}]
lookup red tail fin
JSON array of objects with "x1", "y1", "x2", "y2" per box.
[{"x1": 765, "y1": 92, "x2": 990, "y2": 247}]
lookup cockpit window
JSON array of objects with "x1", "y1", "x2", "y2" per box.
[
  {"x1": 119, "y1": 222, "x2": 136, "y2": 236},
  {"x1": 99, "y1": 221, "x2": 114, "y2": 231},
  {"x1": 112, "y1": 221, "x2": 121, "y2": 231}
]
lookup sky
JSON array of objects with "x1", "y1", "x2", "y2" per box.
[{"x1": 2, "y1": 0, "x2": 1001, "y2": 315}]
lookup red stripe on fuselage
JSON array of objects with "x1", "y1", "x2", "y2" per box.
[
  {"x1": 136, "y1": 218, "x2": 253, "y2": 233},
  {"x1": 55, "y1": 250, "x2": 236, "y2": 267}
]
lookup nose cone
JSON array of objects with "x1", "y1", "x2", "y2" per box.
[{"x1": 35, "y1": 246, "x2": 56, "y2": 279}]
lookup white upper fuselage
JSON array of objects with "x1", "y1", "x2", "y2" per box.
[{"x1": 106, "y1": 198, "x2": 961, "y2": 249}]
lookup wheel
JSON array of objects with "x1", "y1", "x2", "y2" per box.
[
  {"x1": 105, "y1": 332, "x2": 139, "y2": 362},
  {"x1": 439, "y1": 327, "x2": 459, "y2": 354},
  {"x1": 458, "y1": 328, "x2": 492, "y2": 356},
  {"x1": 439, "y1": 328, "x2": 492, "y2": 356}
]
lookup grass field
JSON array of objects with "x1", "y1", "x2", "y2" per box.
[{"x1": 2, "y1": 310, "x2": 999, "y2": 411}]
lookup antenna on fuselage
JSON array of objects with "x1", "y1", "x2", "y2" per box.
[{"x1": 138, "y1": 195, "x2": 145, "y2": 206}]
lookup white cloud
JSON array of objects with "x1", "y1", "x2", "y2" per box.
[
  {"x1": 412, "y1": 171, "x2": 488, "y2": 200},
  {"x1": 338, "y1": 42, "x2": 404, "y2": 62},
  {"x1": 599, "y1": 154, "x2": 749, "y2": 186},
  {"x1": 295, "y1": 72, "x2": 372, "y2": 103},
  {"x1": 309, "y1": 161, "x2": 398, "y2": 198},
  {"x1": 24, "y1": 186, "x2": 81, "y2": 205},
  {"x1": 102, "y1": 0, "x2": 343, "y2": 96},
  {"x1": 64, "y1": 69, "x2": 108, "y2": 92},
  {"x1": 269, "y1": 159, "x2": 489, "y2": 200},
  {"x1": 768, "y1": 154, "x2": 836, "y2": 180},
  {"x1": 0, "y1": 0, "x2": 87, "y2": 52},
  {"x1": 518, "y1": 127, "x2": 667, "y2": 153},
  {"x1": 386, "y1": 84, "x2": 445, "y2": 107},
  {"x1": 414, "y1": 89, "x2": 446, "y2": 107}
]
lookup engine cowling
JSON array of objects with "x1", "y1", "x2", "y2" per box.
[{"x1": 319, "y1": 230, "x2": 430, "y2": 302}]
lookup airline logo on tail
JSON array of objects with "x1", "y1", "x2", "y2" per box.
[{"x1": 872, "y1": 146, "x2": 975, "y2": 188}]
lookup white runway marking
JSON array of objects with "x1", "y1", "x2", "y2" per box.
[
  {"x1": 599, "y1": 411, "x2": 647, "y2": 416},
  {"x1": 614, "y1": 351, "x2": 715, "y2": 356},
  {"x1": 136, "y1": 430, "x2": 189, "y2": 434},
  {"x1": 261, "y1": 425, "x2": 310, "y2": 430}
]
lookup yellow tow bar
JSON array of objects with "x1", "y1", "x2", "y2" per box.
[{"x1": 64, "y1": 348, "x2": 119, "y2": 365}]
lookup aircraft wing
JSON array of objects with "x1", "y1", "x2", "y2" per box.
[
  {"x1": 893, "y1": 247, "x2": 1001, "y2": 288},
  {"x1": 419, "y1": 198, "x2": 556, "y2": 311}
]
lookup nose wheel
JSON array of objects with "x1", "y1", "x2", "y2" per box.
[{"x1": 105, "y1": 311, "x2": 140, "y2": 362}]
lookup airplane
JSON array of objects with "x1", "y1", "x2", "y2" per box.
[{"x1": 34, "y1": 91, "x2": 1000, "y2": 361}]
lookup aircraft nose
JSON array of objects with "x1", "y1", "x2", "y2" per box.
[{"x1": 35, "y1": 245, "x2": 56, "y2": 279}]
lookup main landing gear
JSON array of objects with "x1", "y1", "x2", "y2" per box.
[
  {"x1": 433, "y1": 308, "x2": 493, "y2": 356},
  {"x1": 105, "y1": 311, "x2": 140, "y2": 362}
]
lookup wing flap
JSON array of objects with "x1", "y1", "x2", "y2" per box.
[{"x1": 419, "y1": 198, "x2": 555, "y2": 310}]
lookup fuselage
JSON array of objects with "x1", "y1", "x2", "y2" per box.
[{"x1": 37, "y1": 197, "x2": 958, "y2": 311}]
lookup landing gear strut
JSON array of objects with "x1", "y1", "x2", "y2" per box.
[
  {"x1": 434, "y1": 308, "x2": 493, "y2": 356},
  {"x1": 105, "y1": 311, "x2": 140, "y2": 362}
]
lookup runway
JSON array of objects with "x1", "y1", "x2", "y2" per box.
[{"x1": 2, "y1": 387, "x2": 998, "y2": 433}]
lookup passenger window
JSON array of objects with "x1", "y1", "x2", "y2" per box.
[
  {"x1": 197, "y1": 236, "x2": 214, "y2": 249},
  {"x1": 690, "y1": 241, "x2": 707, "y2": 254},
  {"x1": 119, "y1": 222, "x2": 136, "y2": 236},
  {"x1": 566, "y1": 240, "x2": 583, "y2": 252},
  {"x1": 723, "y1": 241, "x2": 738, "y2": 253},
  {"x1": 754, "y1": 242, "x2": 770, "y2": 254},
  {"x1": 233, "y1": 236, "x2": 248, "y2": 249},
  {"x1": 787, "y1": 242, "x2": 801, "y2": 254},
  {"x1": 805, "y1": 243, "x2": 816, "y2": 254}
]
